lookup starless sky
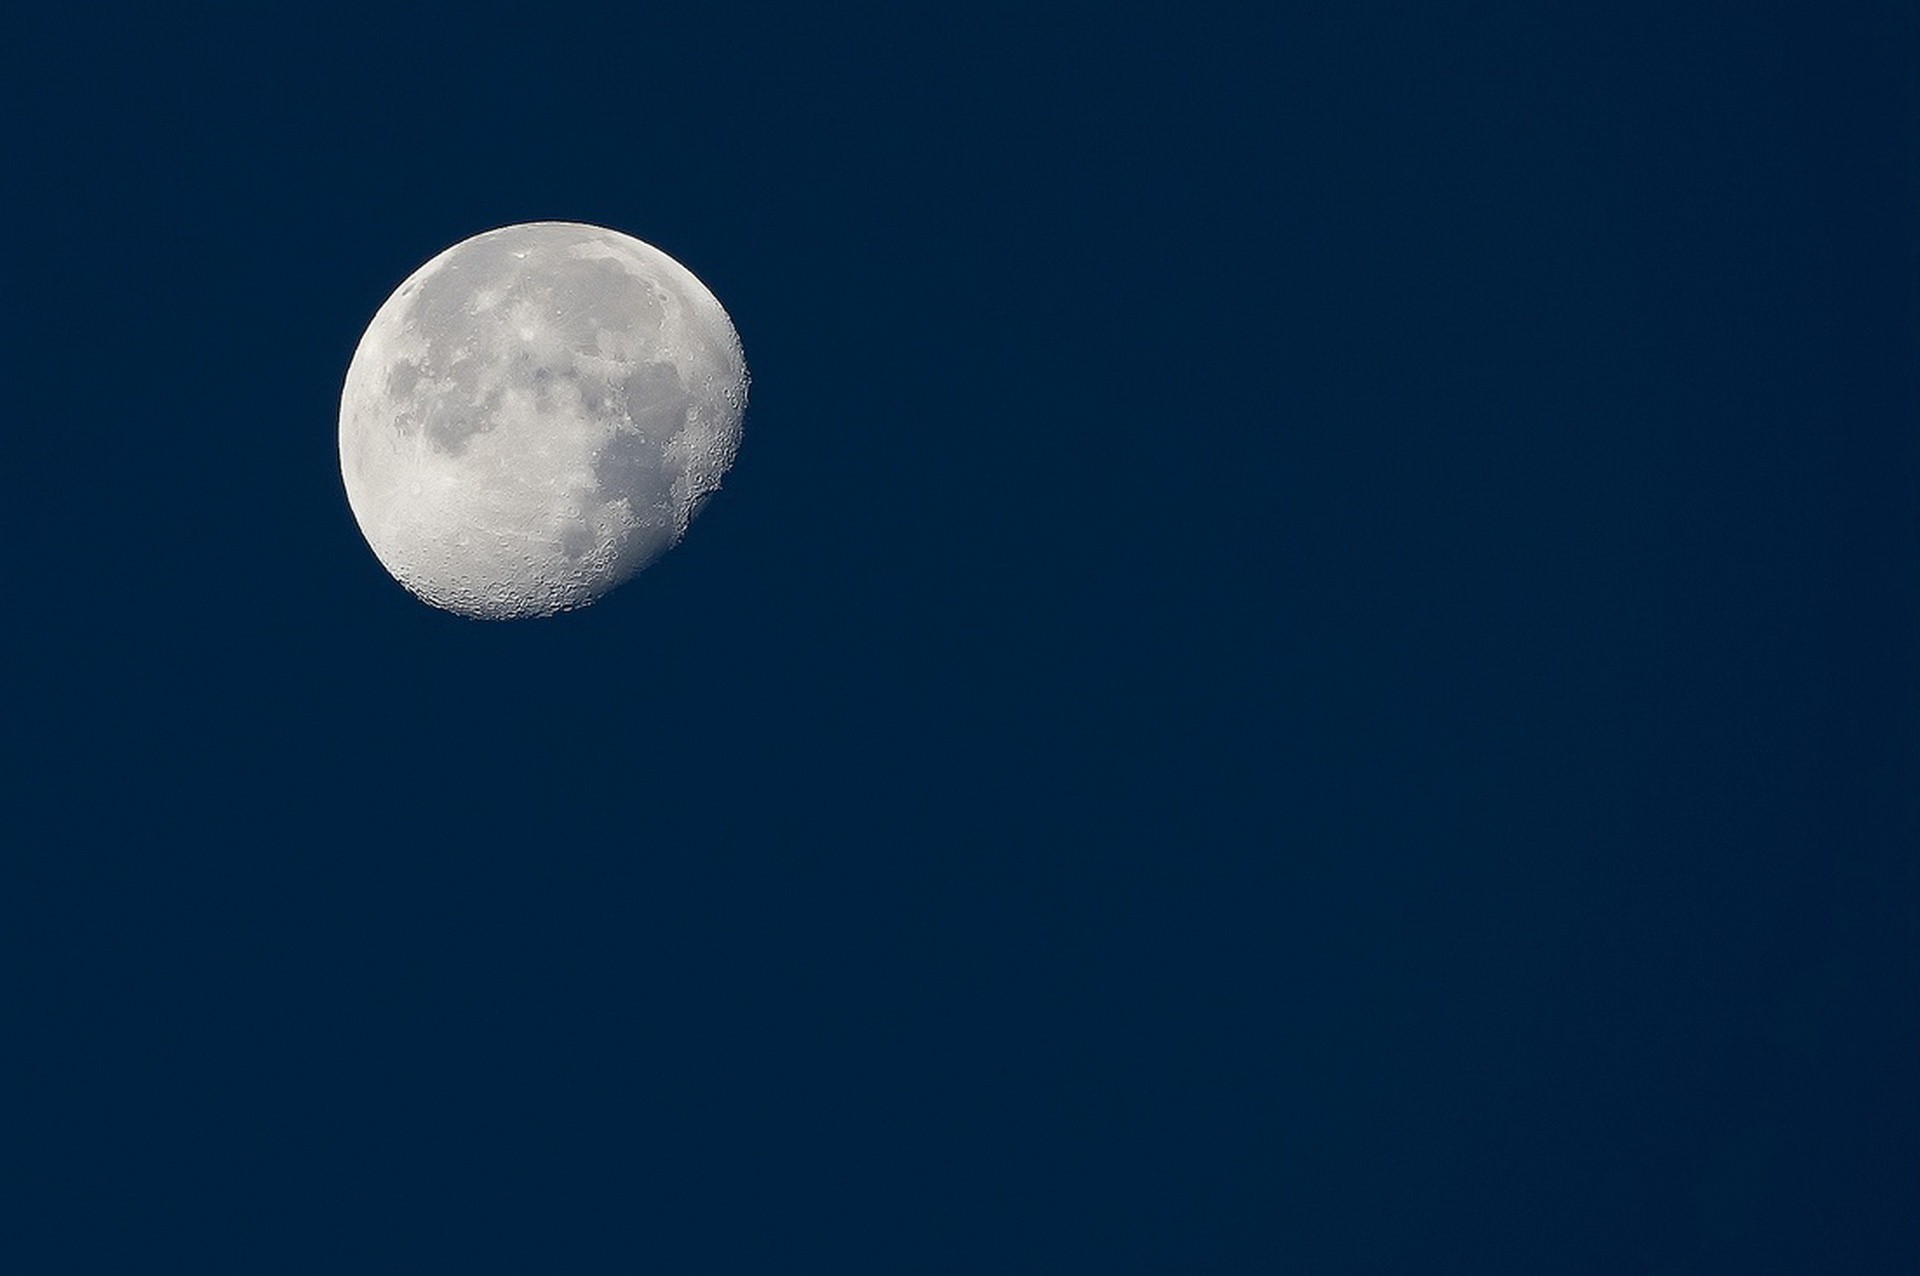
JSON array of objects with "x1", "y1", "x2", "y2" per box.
[{"x1": 6, "y1": 3, "x2": 1916, "y2": 1272}]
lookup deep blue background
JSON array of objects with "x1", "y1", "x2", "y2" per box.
[{"x1": 6, "y1": 3, "x2": 1915, "y2": 1271}]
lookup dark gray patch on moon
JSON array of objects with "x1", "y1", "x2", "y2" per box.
[
  {"x1": 594, "y1": 429, "x2": 673, "y2": 527},
  {"x1": 386, "y1": 359, "x2": 422, "y2": 401},
  {"x1": 421, "y1": 399, "x2": 476, "y2": 452},
  {"x1": 622, "y1": 362, "x2": 689, "y2": 438}
]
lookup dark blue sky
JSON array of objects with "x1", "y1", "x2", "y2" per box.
[{"x1": 8, "y1": 3, "x2": 1915, "y2": 1271}]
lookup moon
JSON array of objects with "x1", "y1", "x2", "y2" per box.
[{"x1": 339, "y1": 222, "x2": 747, "y2": 619}]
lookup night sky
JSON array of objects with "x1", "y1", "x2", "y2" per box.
[{"x1": 9, "y1": 3, "x2": 1916, "y2": 1271}]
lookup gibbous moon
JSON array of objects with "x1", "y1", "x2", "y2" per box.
[{"x1": 339, "y1": 222, "x2": 747, "y2": 619}]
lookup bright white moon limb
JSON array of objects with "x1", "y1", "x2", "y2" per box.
[{"x1": 339, "y1": 222, "x2": 747, "y2": 619}]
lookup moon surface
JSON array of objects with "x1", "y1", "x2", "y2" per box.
[{"x1": 339, "y1": 222, "x2": 747, "y2": 619}]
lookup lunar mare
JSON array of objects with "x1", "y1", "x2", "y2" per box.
[{"x1": 339, "y1": 222, "x2": 746, "y2": 619}]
